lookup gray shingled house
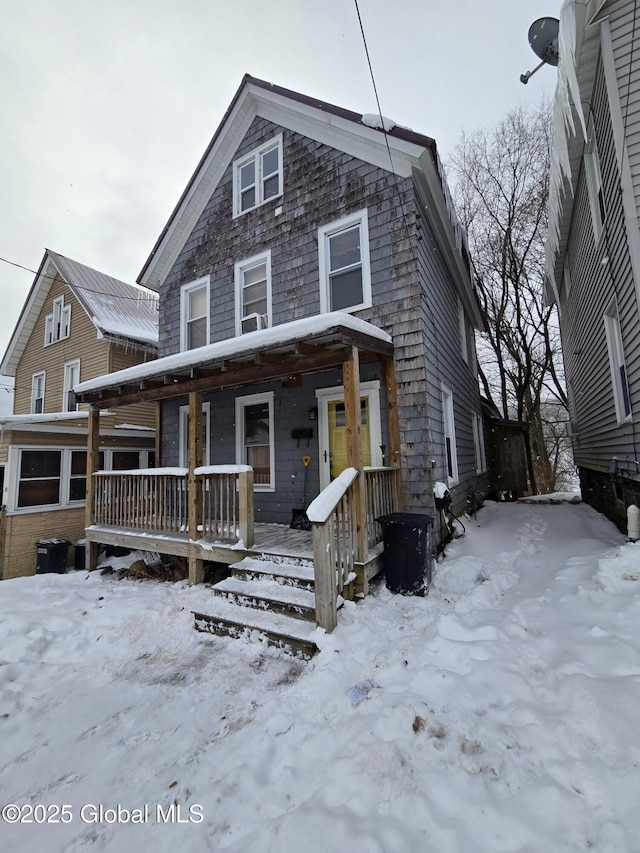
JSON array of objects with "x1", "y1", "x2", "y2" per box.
[
  {"x1": 546, "y1": 0, "x2": 640, "y2": 533},
  {"x1": 75, "y1": 76, "x2": 488, "y2": 651}
]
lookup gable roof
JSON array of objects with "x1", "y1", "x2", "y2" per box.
[
  {"x1": 137, "y1": 74, "x2": 482, "y2": 328},
  {"x1": 0, "y1": 250, "x2": 159, "y2": 377}
]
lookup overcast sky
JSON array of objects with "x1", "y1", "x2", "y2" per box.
[{"x1": 0, "y1": 0, "x2": 559, "y2": 362}]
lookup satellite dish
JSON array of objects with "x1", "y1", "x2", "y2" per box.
[{"x1": 520, "y1": 17, "x2": 560, "y2": 84}]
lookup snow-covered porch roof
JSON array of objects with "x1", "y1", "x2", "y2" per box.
[{"x1": 75, "y1": 312, "x2": 394, "y2": 409}]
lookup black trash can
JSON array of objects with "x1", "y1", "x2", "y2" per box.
[
  {"x1": 36, "y1": 539, "x2": 70, "y2": 574},
  {"x1": 376, "y1": 513, "x2": 434, "y2": 595},
  {"x1": 74, "y1": 540, "x2": 86, "y2": 571}
]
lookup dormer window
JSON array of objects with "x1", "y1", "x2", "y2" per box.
[
  {"x1": 44, "y1": 295, "x2": 71, "y2": 345},
  {"x1": 233, "y1": 135, "x2": 283, "y2": 216}
]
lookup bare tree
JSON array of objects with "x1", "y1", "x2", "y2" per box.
[{"x1": 448, "y1": 101, "x2": 568, "y2": 493}]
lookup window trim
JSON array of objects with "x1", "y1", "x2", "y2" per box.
[
  {"x1": 232, "y1": 134, "x2": 283, "y2": 218},
  {"x1": 318, "y1": 208, "x2": 372, "y2": 314},
  {"x1": 234, "y1": 250, "x2": 272, "y2": 336},
  {"x1": 63, "y1": 359, "x2": 81, "y2": 412},
  {"x1": 180, "y1": 276, "x2": 210, "y2": 352},
  {"x1": 458, "y1": 297, "x2": 468, "y2": 364},
  {"x1": 31, "y1": 371, "x2": 46, "y2": 414},
  {"x1": 603, "y1": 299, "x2": 632, "y2": 424},
  {"x1": 235, "y1": 391, "x2": 275, "y2": 492},
  {"x1": 44, "y1": 295, "x2": 71, "y2": 346},
  {"x1": 442, "y1": 384, "x2": 459, "y2": 486},
  {"x1": 178, "y1": 402, "x2": 211, "y2": 468},
  {"x1": 472, "y1": 411, "x2": 487, "y2": 475}
]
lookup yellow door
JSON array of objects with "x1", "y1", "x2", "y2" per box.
[{"x1": 327, "y1": 397, "x2": 371, "y2": 479}]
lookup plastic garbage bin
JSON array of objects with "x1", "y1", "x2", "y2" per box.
[
  {"x1": 376, "y1": 513, "x2": 434, "y2": 595},
  {"x1": 74, "y1": 540, "x2": 86, "y2": 571},
  {"x1": 36, "y1": 539, "x2": 70, "y2": 574}
]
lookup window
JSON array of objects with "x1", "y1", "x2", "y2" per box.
[
  {"x1": 458, "y1": 298, "x2": 468, "y2": 363},
  {"x1": 442, "y1": 385, "x2": 459, "y2": 485},
  {"x1": 17, "y1": 450, "x2": 61, "y2": 507},
  {"x1": 236, "y1": 392, "x2": 274, "y2": 491},
  {"x1": 604, "y1": 300, "x2": 632, "y2": 423},
  {"x1": 44, "y1": 295, "x2": 71, "y2": 345},
  {"x1": 179, "y1": 402, "x2": 211, "y2": 468},
  {"x1": 235, "y1": 252, "x2": 272, "y2": 335},
  {"x1": 180, "y1": 277, "x2": 209, "y2": 351},
  {"x1": 63, "y1": 360, "x2": 80, "y2": 412},
  {"x1": 31, "y1": 372, "x2": 45, "y2": 414},
  {"x1": 318, "y1": 209, "x2": 371, "y2": 314},
  {"x1": 233, "y1": 134, "x2": 283, "y2": 216},
  {"x1": 472, "y1": 412, "x2": 487, "y2": 475},
  {"x1": 69, "y1": 450, "x2": 87, "y2": 502},
  {"x1": 584, "y1": 122, "x2": 605, "y2": 242}
]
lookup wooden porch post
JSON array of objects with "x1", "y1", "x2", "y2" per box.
[
  {"x1": 188, "y1": 391, "x2": 204, "y2": 585},
  {"x1": 382, "y1": 354, "x2": 403, "y2": 511},
  {"x1": 343, "y1": 347, "x2": 368, "y2": 563},
  {"x1": 86, "y1": 406, "x2": 100, "y2": 571}
]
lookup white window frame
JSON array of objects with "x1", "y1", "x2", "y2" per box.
[
  {"x1": 458, "y1": 297, "x2": 468, "y2": 363},
  {"x1": 442, "y1": 384, "x2": 459, "y2": 486},
  {"x1": 563, "y1": 260, "x2": 572, "y2": 298},
  {"x1": 235, "y1": 391, "x2": 275, "y2": 492},
  {"x1": 234, "y1": 251, "x2": 272, "y2": 336},
  {"x1": 584, "y1": 121, "x2": 605, "y2": 243},
  {"x1": 31, "y1": 371, "x2": 45, "y2": 414},
  {"x1": 63, "y1": 359, "x2": 81, "y2": 412},
  {"x1": 604, "y1": 299, "x2": 632, "y2": 424},
  {"x1": 180, "y1": 276, "x2": 210, "y2": 352},
  {"x1": 44, "y1": 295, "x2": 71, "y2": 346},
  {"x1": 472, "y1": 411, "x2": 487, "y2": 475},
  {"x1": 318, "y1": 208, "x2": 372, "y2": 314},
  {"x1": 178, "y1": 402, "x2": 211, "y2": 468},
  {"x1": 232, "y1": 134, "x2": 283, "y2": 217}
]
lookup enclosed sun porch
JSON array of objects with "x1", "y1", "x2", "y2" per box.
[{"x1": 74, "y1": 314, "x2": 403, "y2": 631}]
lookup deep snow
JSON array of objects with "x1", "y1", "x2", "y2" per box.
[{"x1": 1, "y1": 498, "x2": 639, "y2": 852}]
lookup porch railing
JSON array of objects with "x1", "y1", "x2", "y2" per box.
[
  {"x1": 92, "y1": 466, "x2": 254, "y2": 546},
  {"x1": 364, "y1": 466, "x2": 400, "y2": 548},
  {"x1": 307, "y1": 468, "x2": 359, "y2": 632}
]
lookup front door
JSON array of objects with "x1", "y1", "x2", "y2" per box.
[{"x1": 317, "y1": 381, "x2": 382, "y2": 489}]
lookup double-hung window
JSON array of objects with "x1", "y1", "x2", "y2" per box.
[
  {"x1": 236, "y1": 392, "x2": 274, "y2": 491},
  {"x1": 17, "y1": 449, "x2": 61, "y2": 507},
  {"x1": 458, "y1": 298, "x2": 468, "y2": 363},
  {"x1": 235, "y1": 251, "x2": 271, "y2": 335},
  {"x1": 584, "y1": 121, "x2": 605, "y2": 242},
  {"x1": 604, "y1": 299, "x2": 632, "y2": 423},
  {"x1": 44, "y1": 295, "x2": 71, "y2": 345},
  {"x1": 442, "y1": 384, "x2": 459, "y2": 485},
  {"x1": 472, "y1": 412, "x2": 487, "y2": 475},
  {"x1": 63, "y1": 360, "x2": 80, "y2": 412},
  {"x1": 31, "y1": 372, "x2": 45, "y2": 414},
  {"x1": 180, "y1": 277, "x2": 209, "y2": 351},
  {"x1": 233, "y1": 135, "x2": 283, "y2": 216},
  {"x1": 318, "y1": 209, "x2": 371, "y2": 313}
]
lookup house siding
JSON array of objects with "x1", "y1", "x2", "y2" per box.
[
  {"x1": 14, "y1": 274, "x2": 110, "y2": 415},
  {"x1": 2, "y1": 507, "x2": 84, "y2": 580}
]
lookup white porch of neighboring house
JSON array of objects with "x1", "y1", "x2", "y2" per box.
[{"x1": 74, "y1": 313, "x2": 403, "y2": 633}]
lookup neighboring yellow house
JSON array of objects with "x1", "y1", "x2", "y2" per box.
[{"x1": 0, "y1": 249, "x2": 158, "y2": 579}]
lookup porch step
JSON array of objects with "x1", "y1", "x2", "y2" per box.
[
  {"x1": 193, "y1": 598, "x2": 318, "y2": 658},
  {"x1": 230, "y1": 556, "x2": 316, "y2": 591},
  {"x1": 213, "y1": 576, "x2": 316, "y2": 621}
]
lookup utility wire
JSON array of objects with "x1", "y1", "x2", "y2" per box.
[{"x1": 0, "y1": 255, "x2": 158, "y2": 306}]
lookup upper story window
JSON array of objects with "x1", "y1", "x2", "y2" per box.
[
  {"x1": 233, "y1": 134, "x2": 283, "y2": 217},
  {"x1": 44, "y1": 295, "x2": 71, "y2": 346},
  {"x1": 458, "y1": 297, "x2": 468, "y2": 364},
  {"x1": 235, "y1": 251, "x2": 271, "y2": 335},
  {"x1": 584, "y1": 121, "x2": 605, "y2": 243},
  {"x1": 31, "y1": 372, "x2": 45, "y2": 414},
  {"x1": 63, "y1": 360, "x2": 80, "y2": 412},
  {"x1": 603, "y1": 299, "x2": 631, "y2": 423},
  {"x1": 318, "y1": 209, "x2": 372, "y2": 314},
  {"x1": 180, "y1": 277, "x2": 210, "y2": 352}
]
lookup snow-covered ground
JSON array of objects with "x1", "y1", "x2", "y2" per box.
[{"x1": 1, "y1": 498, "x2": 639, "y2": 852}]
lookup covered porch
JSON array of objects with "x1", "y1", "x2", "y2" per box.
[{"x1": 75, "y1": 313, "x2": 403, "y2": 631}]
